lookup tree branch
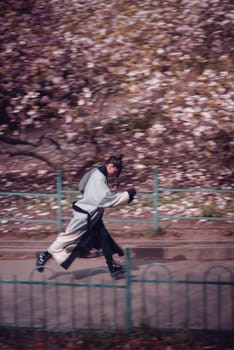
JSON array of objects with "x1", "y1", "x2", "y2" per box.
[
  {"x1": 0, "y1": 149, "x2": 57, "y2": 169},
  {"x1": 38, "y1": 134, "x2": 61, "y2": 150},
  {"x1": 0, "y1": 135, "x2": 36, "y2": 147},
  {"x1": 0, "y1": 133, "x2": 61, "y2": 150}
]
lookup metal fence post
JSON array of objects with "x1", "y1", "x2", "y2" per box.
[
  {"x1": 154, "y1": 168, "x2": 160, "y2": 232},
  {"x1": 125, "y1": 248, "x2": 132, "y2": 333},
  {"x1": 57, "y1": 171, "x2": 63, "y2": 234}
]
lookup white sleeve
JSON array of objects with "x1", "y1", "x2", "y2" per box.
[
  {"x1": 84, "y1": 169, "x2": 130, "y2": 208},
  {"x1": 99, "y1": 189, "x2": 130, "y2": 208}
]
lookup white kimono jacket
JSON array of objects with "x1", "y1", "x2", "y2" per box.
[{"x1": 48, "y1": 166, "x2": 130, "y2": 266}]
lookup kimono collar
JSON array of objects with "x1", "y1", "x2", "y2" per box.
[{"x1": 98, "y1": 165, "x2": 108, "y2": 179}]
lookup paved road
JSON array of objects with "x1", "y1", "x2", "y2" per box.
[{"x1": 0, "y1": 251, "x2": 234, "y2": 331}]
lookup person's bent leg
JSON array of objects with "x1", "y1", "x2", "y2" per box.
[
  {"x1": 99, "y1": 225, "x2": 125, "y2": 279},
  {"x1": 36, "y1": 230, "x2": 80, "y2": 272}
]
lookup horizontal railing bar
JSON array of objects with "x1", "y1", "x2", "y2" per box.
[
  {"x1": 102, "y1": 218, "x2": 154, "y2": 224},
  {"x1": 132, "y1": 279, "x2": 234, "y2": 285},
  {"x1": 158, "y1": 188, "x2": 234, "y2": 194},
  {"x1": 2, "y1": 189, "x2": 233, "y2": 198},
  {"x1": 62, "y1": 216, "x2": 154, "y2": 224},
  {"x1": 0, "y1": 192, "x2": 56, "y2": 197},
  {"x1": 0, "y1": 191, "x2": 156, "y2": 198},
  {"x1": 63, "y1": 216, "x2": 234, "y2": 222},
  {"x1": 1, "y1": 218, "x2": 57, "y2": 223},
  {"x1": 2, "y1": 216, "x2": 232, "y2": 224},
  {"x1": 1, "y1": 278, "x2": 233, "y2": 287},
  {"x1": 62, "y1": 190, "x2": 80, "y2": 194},
  {"x1": 62, "y1": 190, "x2": 234, "y2": 196},
  {"x1": 159, "y1": 215, "x2": 234, "y2": 221}
]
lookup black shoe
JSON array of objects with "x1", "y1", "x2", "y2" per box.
[
  {"x1": 36, "y1": 251, "x2": 51, "y2": 272},
  {"x1": 107, "y1": 259, "x2": 125, "y2": 280}
]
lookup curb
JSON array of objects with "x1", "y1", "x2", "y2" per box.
[{"x1": 1, "y1": 240, "x2": 234, "y2": 261}]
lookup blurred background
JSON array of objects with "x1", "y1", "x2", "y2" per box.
[
  {"x1": 1, "y1": 0, "x2": 233, "y2": 185},
  {"x1": 0, "y1": 0, "x2": 233, "y2": 236}
]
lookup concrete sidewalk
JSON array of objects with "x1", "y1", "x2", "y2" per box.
[
  {"x1": 1, "y1": 255, "x2": 234, "y2": 331},
  {"x1": 1, "y1": 233, "x2": 234, "y2": 331}
]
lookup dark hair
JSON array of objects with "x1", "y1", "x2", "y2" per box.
[{"x1": 105, "y1": 154, "x2": 123, "y2": 176}]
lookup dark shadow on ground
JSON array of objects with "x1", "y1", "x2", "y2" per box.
[{"x1": 47, "y1": 252, "x2": 187, "y2": 281}]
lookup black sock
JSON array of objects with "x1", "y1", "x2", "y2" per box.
[{"x1": 45, "y1": 251, "x2": 52, "y2": 260}]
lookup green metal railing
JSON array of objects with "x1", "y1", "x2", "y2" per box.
[
  {"x1": 0, "y1": 249, "x2": 233, "y2": 332},
  {"x1": 153, "y1": 168, "x2": 234, "y2": 231},
  {"x1": 0, "y1": 169, "x2": 233, "y2": 234}
]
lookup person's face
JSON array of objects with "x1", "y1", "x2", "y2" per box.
[{"x1": 106, "y1": 163, "x2": 119, "y2": 177}]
